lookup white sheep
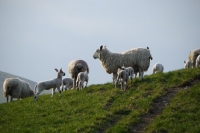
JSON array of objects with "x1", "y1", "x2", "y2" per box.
[
  {"x1": 188, "y1": 48, "x2": 200, "y2": 67},
  {"x1": 184, "y1": 60, "x2": 192, "y2": 68},
  {"x1": 152, "y1": 63, "x2": 164, "y2": 74},
  {"x1": 121, "y1": 65, "x2": 134, "y2": 83},
  {"x1": 3, "y1": 78, "x2": 34, "y2": 102},
  {"x1": 93, "y1": 45, "x2": 153, "y2": 83},
  {"x1": 68, "y1": 60, "x2": 89, "y2": 89},
  {"x1": 196, "y1": 55, "x2": 200, "y2": 67},
  {"x1": 115, "y1": 66, "x2": 129, "y2": 91},
  {"x1": 34, "y1": 68, "x2": 65, "y2": 101},
  {"x1": 76, "y1": 71, "x2": 89, "y2": 90},
  {"x1": 61, "y1": 78, "x2": 73, "y2": 91}
]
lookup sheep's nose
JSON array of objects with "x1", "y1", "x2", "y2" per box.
[{"x1": 63, "y1": 73, "x2": 65, "y2": 76}]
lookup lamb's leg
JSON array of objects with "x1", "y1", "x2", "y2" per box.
[
  {"x1": 57, "y1": 86, "x2": 61, "y2": 96},
  {"x1": 6, "y1": 96, "x2": 8, "y2": 102},
  {"x1": 11, "y1": 97, "x2": 12, "y2": 102},
  {"x1": 85, "y1": 81, "x2": 88, "y2": 88},
  {"x1": 139, "y1": 68, "x2": 144, "y2": 80},
  {"x1": 51, "y1": 88, "x2": 55, "y2": 97}
]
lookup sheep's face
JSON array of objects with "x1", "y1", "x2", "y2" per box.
[
  {"x1": 93, "y1": 49, "x2": 100, "y2": 59},
  {"x1": 55, "y1": 68, "x2": 65, "y2": 78}
]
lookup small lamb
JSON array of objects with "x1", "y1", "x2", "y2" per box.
[
  {"x1": 184, "y1": 60, "x2": 192, "y2": 68},
  {"x1": 61, "y1": 78, "x2": 73, "y2": 91},
  {"x1": 152, "y1": 63, "x2": 164, "y2": 74},
  {"x1": 34, "y1": 68, "x2": 65, "y2": 101},
  {"x1": 121, "y1": 65, "x2": 134, "y2": 83},
  {"x1": 115, "y1": 66, "x2": 129, "y2": 91},
  {"x1": 196, "y1": 55, "x2": 200, "y2": 67},
  {"x1": 76, "y1": 71, "x2": 88, "y2": 90}
]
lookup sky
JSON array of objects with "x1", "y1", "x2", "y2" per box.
[{"x1": 0, "y1": 0, "x2": 200, "y2": 87}]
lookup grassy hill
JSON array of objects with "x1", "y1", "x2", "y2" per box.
[{"x1": 0, "y1": 68, "x2": 200, "y2": 133}]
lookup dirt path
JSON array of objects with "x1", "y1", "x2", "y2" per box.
[{"x1": 130, "y1": 78, "x2": 200, "y2": 133}]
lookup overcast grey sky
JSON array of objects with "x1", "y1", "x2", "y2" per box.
[{"x1": 0, "y1": 0, "x2": 199, "y2": 86}]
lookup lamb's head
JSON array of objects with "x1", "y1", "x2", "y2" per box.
[
  {"x1": 93, "y1": 45, "x2": 108, "y2": 59},
  {"x1": 55, "y1": 68, "x2": 65, "y2": 78}
]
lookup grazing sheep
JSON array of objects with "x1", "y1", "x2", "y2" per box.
[
  {"x1": 76, "y1": 71, "x2": 89, "y2": 90},
  {"x1": 184, "y1": 60, "x2": 192, "y2": 68},
  {"x1": 34, "y1": 68, "x2": 65, "y2": 101},
  {"x1": 3, "y1": 78, "x2": 34, "y2": 102},
  {"x1": 121, "y1": 65, "x2": 134, "y2": 83},
  {"x1": 93, "y1": 45, "x2": 153, "y2": 83},
  {"x1": 152, "y1": 63, "x2": 164, "y2": 74},
  {"x1": 68, "y1": 60, "x2": 89, "y2": 89},
  {"x1": 61, "y1": 78, "x2": 73, "y2": 91},
  {"x1": 188, "y1": 48, "x2": 200, "y2": 67},
  {"x1": 196, "y1": 55, "x2": 200, "y2": 67},
  {"x1": 115, "y1": 66, "x2": 129, "y2": 90}
]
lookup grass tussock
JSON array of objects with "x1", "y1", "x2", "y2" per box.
[{"x1": 0, "y1": 68, "x2": 200, "y2": 133}]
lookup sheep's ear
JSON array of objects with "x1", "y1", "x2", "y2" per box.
[
  {"x1": 147, "y1": 47, "x2": 149, "y2": 49},
  {"x1": 100, "y1": 45, "x2": 103, "y2": 50},
  {"x1": 55, "y1": 69, "x2": 58, "y2": 72},
  {"x1": 60, "y1": 68, "x2": 62, "y2": 72},
  {"x1": 184, "y1": 61, "x2": 186, "y2": 63}
]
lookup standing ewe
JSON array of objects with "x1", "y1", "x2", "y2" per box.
[
  {"x1": 93, "y1": 45, "x2": 153, "y2": 83},
  {"x1": 152, "y1": 63, "x2": 164, "y2": 74},
  {"x1": 115, "y1": 66, "x2": 129, "y2": 91},
  {"x1": 196, "y1": 55, "x2": 200, "y2": 67},
  {"x1": 34, "y1": 68, "x2": 65, "y2": 101},
  {"x1": 188, "y1": 48, "x2": 200, "y2": 67},
  {"x1": 68, "y1": 60, "x2": 89, "y2": 89},
  {"x1": 184, "y1": 60, "x2": 192, "y2": 68},
  {"x1": 3, "y1": 78, "x2": 34, "y2": 102},
  {"x1": 61, "y1": 78, "x2": 73, "y2": 91},
  {"x1": 76, "y1": 71, "x2": 89, "y2": 90},
  {"x1": 121, "y1": 65, "x2": 134, "y2": 83}
]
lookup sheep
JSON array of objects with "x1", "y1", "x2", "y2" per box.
[
  {"x1": 152, "y1": 63, "x2": 164, "y2": 74},
  {"x1": 196, "y1": 55, "x2": 200, "y2": 67},
  {"x1": 115, "y1": 66, "x2": 129, "y2": 91},
  {"x1": 68, "y1": 60, "x2": 89, "y2": 89},
  {"x1": 34, "y1": 68, "x2": 65, "y2": 101},
  {"x1": 93, "y1": 45, "x2": 153, "y2": 83},
  {"x1": 188, "y1": 48, "x2": 200, "y2": 67},
  {"x1": 184, "y1": 60, "x2": 192, "y2": 68},
  {"x1": 76, "y1": 71, "x2": 89, "y2": 90},
  {"x1": 3, "y1": 78, "x2": 34, "y2": 102},
  {"x1": 121, "y1": 65, "x2": 134, "y2": 83},
  {"x1": 61, "y1": 78, "x2": 73, "y2": 91}
]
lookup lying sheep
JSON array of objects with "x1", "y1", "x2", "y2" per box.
[
  {"x1": 115, "y1": 66, "x2": 129, "y2": 91},
  {"x1": 184, "y1": 60, "x2": 192, "y2": 68},
  {"x1": 76, "y1": 71, "x2": 88, "y2": 90},
  {"x1": 152, "y1": 63, "x2": 164, "y2": 74},
  {"x1": 188, "y1": 48, "x2": 200, "y2": 67},
  {"x1": 196, "y1": 55, "x2": 200, "y2": 67},
  {"x1": 61, "y1": 78, "x2": 73, "y2": 91},
  {"x1": 93, "y1": 46, "x2": 153, "y2": 83},
  {"x1": 121, "y1": 65, "x2": 134, "y2": 83},
  {"x1": 68, "y1": 60, "x2": 89, "y2": 89},
  {"x1": 34, "y1": 68, "x2": 65, "y2": 101},
  {"x1": 3, "y1": 78, "x2": 34, "y2": 102}
]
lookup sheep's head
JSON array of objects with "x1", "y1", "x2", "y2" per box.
[
  {"x1": 93, "y1": 45, "x2": 108, "y2": 59},
  {"x1": 55, "y1": 68, "x2": 65, "y2": 78}
]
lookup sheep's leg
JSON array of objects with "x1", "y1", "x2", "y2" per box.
[
  {"x1": 10, "y1": 96, "x2": 12, "y2": 102},
  {"x1": 113, "y1": 73, "x2": 117, "y2": 85},
  {"x1": 51, "y1": 88, "x2": 55, "y2": 97},
  {"x1": 6, "y1": 96, "x2": 8, "y2": 102},
  {"x1": 57, "y1": 86, "x2": 61, "y2": 96},
  {"x1": 85, "y1": 81, "x2": 88, "y2": 88},
  {"x1": 139, "y1": 68, "x2": 144, "y2": 80}
]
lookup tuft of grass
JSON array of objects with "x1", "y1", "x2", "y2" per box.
[{"x1": 0, "y1": 68, "x2": 200, "y2": 133}]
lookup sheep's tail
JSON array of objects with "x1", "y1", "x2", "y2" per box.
[{"x1": 34, "y1": 84, "x2": 37, "y2": 94}]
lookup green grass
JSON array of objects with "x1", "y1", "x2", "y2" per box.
[{"x1": 0, "y1": 68, "x2": 200, "y2": 133}]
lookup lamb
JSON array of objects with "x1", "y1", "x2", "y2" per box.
[
  {"x1": 152, "y1": 63, "x2": 164, "y2": 74},
  {"x1": 68, "y1": 60, "x2": 89, "y2": 89},
  {"x1": 121, "y1": 65, "x2": 134, "y2": 83},
  {"x1": 184, "y1": 60, "x2": 192, "y2": 68},
  {"x1": 3, "y1": 78, "x2": 34, "y2": 102},
  {"x1": 93, "y1": 45, "x2": 153, "y2": 83},
  {"x1": 196, "y1": 55, "x2": 200, "y2": 67},
  {"x1": 188, "y1": 48, "x2": 200, "y2": 67},
  {"x1": 115, "y1": 66, "x2": 129, "y2": 90},
  {"x1": 34, "y1": 68, "x2": 65, "y2": 101},
  {"x1": 76, "y1": 71, "x2": 89, "y2": 90},
  {"x1": 61, "y1": 78, "x2": 73, "y2": 91}
]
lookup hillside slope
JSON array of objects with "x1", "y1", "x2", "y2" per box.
[{"x1": 0, "y1": 68, "x2": 200, "y2": 133}]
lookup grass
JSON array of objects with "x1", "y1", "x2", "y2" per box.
[{"x1": 0, "y1": 68, "x2": 200, "y2": 133}]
